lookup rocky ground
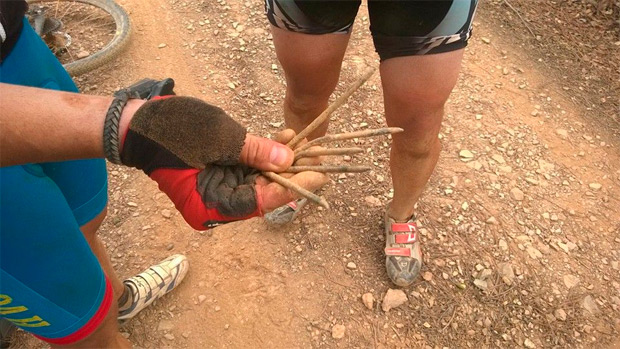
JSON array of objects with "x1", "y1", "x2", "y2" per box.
[{"x1": 12, "y1": 0, "x2": 619, "y2": 348}]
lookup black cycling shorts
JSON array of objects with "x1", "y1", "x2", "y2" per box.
[{"x1": 265, "y1": 0, "x2": 479, "y2": 60}]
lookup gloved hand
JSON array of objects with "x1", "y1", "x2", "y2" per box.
[{"x1": 119, "y1": 96, "x2": 327, "y2": 229}]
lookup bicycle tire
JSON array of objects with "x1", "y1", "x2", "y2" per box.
[{"x1": 26, "y1": 0, "x2": 131, "y2": 76}]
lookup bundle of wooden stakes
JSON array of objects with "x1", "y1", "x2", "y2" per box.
[{"x1": 263, "y1": 67, "x2": 403, "y2": 209}]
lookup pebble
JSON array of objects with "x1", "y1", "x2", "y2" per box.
[
  {"x1": 556, "y1": 129, "x2": 568, "y2": 138},
  {"x1": 473, "y1": 279, "x2": 488, "y2": 291},
  {"x1": 166, "y1": 243, "x2": 174, "y2": 251},
  {"x1": 198, "y1": 294, "x2": 207, "y2": 303},
  {"x1": 120, "y1": 332, "x2": 130, "y2": 339},
  {"x1": 158, "y1": 320, "x2": 174, "y2": 331},
  {"x1": 158, "y1": 43, "x2": 167, "y2": 48},
  {"x1": 497, "y1": 262, "x2": 515, "y2": 285},
  {"x1": 526, "y1": 246, "x2": 542, "y2": 259},
  {"x1": 76, "y1": 50, "x2": 90, "y2": 59},
  {"x1": 362, "y1": 293, "x2": 374, "y2": 310},
  {"x1": 331, "y1": 324, "x2": 346, "y2": 339},
  {"x1": 481, "y1": 37, "x2": 491, "y2": 44},
  {"x1": 588, "y1": 182, "x2": 602, "y2": 190},
  {"x1": 295, "y1": 245, "x2": 303, "y2": 253},
  {"x1": 161, "y1": 209, "x2": 172, "y2": 218},
  {"x1": 582, "y1": 295, "x2": 600, "y2": 314},
  {"x1": 364, "y1": 195, "x2": 382, "y2": 207},
  {"x1": 563, "y1": 274, "x2": 580, "y2": 289},
  {"x1": 422, "y1": 272, "x2": 433, "y2": 281},
  {"x1": 524, "y1": 338, "x2": 536, "y2": 348},
  {"x1": 510, "y1": 187, "x2": 524, "y2": 201},
  {"x1": 346, "y1": 262, "x2": 357, "y2": 270},
  {"x1": 127, "y1": 202, "x2": 138, "y2": 207},
  {"x1": 486, "y1": 216, "x2": 498, "y2": 224},
  {"x1": 554, "y1": 308, "x2": 567, "y2": 321},
  {"x1": 215, "y1": 305, "x2": 221, "y2": 312},
  {"x1": 491, "y1": 154, "x2": 506, "y2": 164},
  {"x1": 164, "y1": 333, "x2": 175, "y2": 340},
  {"x1": 498, "y1": 239, "x2": 508, "y2": 250},
  {"x1": 382, "y1": 289, "x2": 408, "y2": 312},
  {"x1": 459, "y1": 149, "x2": 474, "y2": 161}
]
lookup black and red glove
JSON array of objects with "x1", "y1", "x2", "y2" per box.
[{"x1": 119, "y1": 95, "x2": 294, "y2": 229}]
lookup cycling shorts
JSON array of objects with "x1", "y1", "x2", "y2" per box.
[
  {"x1": 0, "y1": 18, "x2": 111, "y2": 345},
  {"x1": 265, "y1": 0, "x2": 479, "y2": 60}
]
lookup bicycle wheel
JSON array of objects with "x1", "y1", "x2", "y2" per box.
[{"x1": 26, "y1": 0, "x2": 131, "y2": 76}]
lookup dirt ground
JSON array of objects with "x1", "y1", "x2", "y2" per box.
[{"x1": 13, "y1": 0, "x2": 619, "y2": 348}]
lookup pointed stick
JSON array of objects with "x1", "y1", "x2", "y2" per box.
[
  {"x1": 262, "y1": 171, "x2": 330, "y2": 209},
  {"x1": 295, "y1": 127, "x2": 403, "y2": 153},
  {"x1": 286, "y1": 165, "x2": 371, "y2": 173},
  {"x1": 295, "y1": 147, "x2": 364, "y2": 161},
  {"x1": 287, "y1": 67, "x2": 377, "y2": 149}
]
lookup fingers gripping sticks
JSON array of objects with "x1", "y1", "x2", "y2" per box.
[{"x1": 263, "y1": 67, "x2": 403, "y2": 209}]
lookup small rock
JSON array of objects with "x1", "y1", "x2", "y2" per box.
[
  {"x1": 524, "y1": 338, "x2": 536, "y2": 348},
  {"x1": 198, "y1": 294, "x2": 207, "y2": 303},
  {"x1": 164, "y1": 333, "x2": 175, "y2": 340},
  {"x1": 214, "y1": 305, "x2": 221, "y2": 312},
  {"x1": 563, "y1": 274, "x2": 580, "y2": 289},
  {"x1": 127, "y1": 201, "x2": 138, "y2": 207},
  {"x1": 588, "y1": 183, "x2": 602, "y2": 190},
  {"x1": 554, "y1": 308, "x2": 567, "y2": 321},
  {"x1": 158, "y1": 43, "x2": 167, "y2": 48},
  {"x1": 479, "y1": 269, "x2": 493, "y2": 280},
  {"x1": 362, "y1": 293, "x2": 374, "y2": 310},
  {"x1": 526, "y1": 246, "x2": 542, "y2": 259},
  {"x1": 497, "y1": 262, "x2": 515, "y2": 285},
  {"x1": 295, "y1": 245, "x2": 303, "y2": 253},
  {"x1": 459, "y1": 149, "x2": 474, "y2": 161},
  {"x1": 486, "y1": 216, "x2": 498, "y2": 224},
  {"x1": 491, "y1": 154, "x2": 506, "y2": 164},
  {"x1": 364, "y1": 195, "x2": 382, "y2": 207},
  {"x1": 227, "y1": 82, "x2": 236, "y2": 90},
  {"x1": 473, "y1": 279, "x2": 488, "y2": 291},
  {"x1": 422, "y1": 272, "x2": 433, "y2": 281},
  {"x1": 498, "y1": 239, "x2": 508, "y2": 250},
  {"x1": 556, "y1": 129, "x2": 568, "y2": 138},
  {"x1": 510, "y1": 187, "x2": 524, "y2": 201},
  {"x1": 166, "y1": 243, "x2": 174, "y2": 251},
  {"x1": 382, "y1": 289, "x2": 408, "y2": 312},
  {"x1": 158, "y1": 320, "x2": 174, "y2": 331},
  {"x1": 331, "y1": 324, "x2": 346, "y2": 339},
  {"x1": 120, "y1": 332, "x2": 130, "y2": 339},
  {"x1": 346, "y1": 262, "x2": 357, "y2": 270},
  {"x1": 481, "y1": 37, "x2": 491, "y2": 44},
  {"x1": 76, "y1": 50, "x2": 90, "y2": 59},
  {"x1": 161, "y1": 209, "x2": 172, "y2": 218},
  {"x1": 582, "y1": 295, "x2": 600, "y2": 314}
]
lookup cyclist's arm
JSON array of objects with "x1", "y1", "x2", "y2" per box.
[
  {"x1": 0, "y1": 83, "x2": 144, "y2": 167},
  {"x1": 0, "y1": 83, "x2": 293, "y2": 170}
]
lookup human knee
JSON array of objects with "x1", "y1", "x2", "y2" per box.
[{"x1": 285, "y1": 88, "x2": 332, "y2": 116}]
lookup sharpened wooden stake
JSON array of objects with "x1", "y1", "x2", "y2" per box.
[
  {"x1": 287, "y1": 67, "x2": 377, "y2": 149},
  {"x1": 295, "y1": 127, "x2": 403, "y2": 153},
  {"x1": 295, "y1": 147, "x2": 364, "y2": 161},
  {"x1": 286, "y1": 165, "x2": 371, "y2": 173},
  {"x1": 262, "y1": 171, "x2": 330, "y2": 209}
]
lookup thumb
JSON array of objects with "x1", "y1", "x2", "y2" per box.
[{"x1": 239, "y1": 134, "x2": 294, "y2": 171}]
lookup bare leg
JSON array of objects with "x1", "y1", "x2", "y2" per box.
[
  {"x1": 271, "y1": 26, "x2": 350, "y2": 140},
  {"x1": 51, "y1": 209, "x2": 130, "y2": 348},
  {"x1": 380, "y1": 50, "x2": 465, "y2": 221}
]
